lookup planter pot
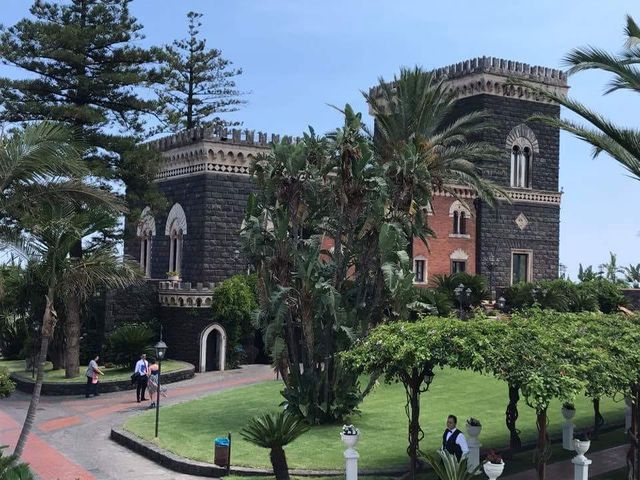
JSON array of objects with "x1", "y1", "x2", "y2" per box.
[
  {"x1": 483, "y1": 461, "x2": 504, "y2": 479},
  {"x1": 168, "y1": 276, "x2": 180, "y2": 282},
  {"x1": 340, "y1": 433, "x2": 359, "y2": 449},
  {"x1": 574, "y1": 439, "x2": 591, "y2": 460},
  {"x1": 466, "y1": 424, "x2": 482, "y2": 438},
  {"x1": 561, "y1": 407, "x2": 576, "y2": 420}
]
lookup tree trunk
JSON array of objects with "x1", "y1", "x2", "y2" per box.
[
  {"x1": 14, "y1": 290, "x2": 57, "y2": 458},
  {"x1": 535, "y1": 408, "x2": 549, "y2": 480},
  {"x1": 270, "y1": 446, "x2": 290, "y2": 480},
  {"x1": 629, "y1": 388, "x2": 640, "y2": 480},
  {"x1": 505, "y1": 383, "x2": 522, "y2": 449},
  {"x1": 593, "y1": 397, "x2": 604, "y2": 439},
  {"x1": 405, "y1": 372, "x2": 421, "y2": 480},
  {"x1": 64, "y1": 295, "x2": 82, "y2": 378}
]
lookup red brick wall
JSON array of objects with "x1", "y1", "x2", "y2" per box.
[{"x1": 413, "y1": 195, "x2": 476, "y2": 286}]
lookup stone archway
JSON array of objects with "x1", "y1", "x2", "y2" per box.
[{"x1": 199, "y1": 323, "x2": 227, "y2": 372}]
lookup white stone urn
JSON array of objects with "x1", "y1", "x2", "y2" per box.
[
  {"x1": 483, "y1": 461, "x2": 505, "y2": 479},
  {"x1": 573, "y1": 439, "x2": 591, "y2": 461},
  {"x1": 466, "y1": 423, "x2": 482, "y2": 438},
  {"x1": 340, "y1": 433, "x2": 360, "y2": 449},
  {"x1": 561, "y1": 406, "x2": 576, "y2": 420}
]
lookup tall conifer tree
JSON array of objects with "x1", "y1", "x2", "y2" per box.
[{"x1": 155, "y1": 11, "x2": 245, "y2": 132}]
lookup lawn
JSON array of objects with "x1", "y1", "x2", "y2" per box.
[
  {"x1": 1, "y1": 359, "x2": 191, "y2": 383},
  {"x1": 124, "y1": 367, "x2": 627, "y2": 470}
]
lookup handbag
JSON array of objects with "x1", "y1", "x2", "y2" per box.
[
  {"x1": 92, "y1": 373, "x2": 98, "y2": 384},
  {"x1": 131, "y1": 372, "x2": 140, "y2": 385}
]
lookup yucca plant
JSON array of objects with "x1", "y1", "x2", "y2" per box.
[
  {"x1": 0, "y1": 445, "x2": 33, "y2": 480},
  {"x1": 240, "y1": 411, "x2": 309, "y2": 480},
  {"x1": 424, "y1": 449, "x2": 480, "y2": 480}
]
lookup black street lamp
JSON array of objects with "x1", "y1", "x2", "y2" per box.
[
  {"x1": 154, "y1": 339, "x2": 168, "y2": 438},
  {"x1": 454, "y1": 283, "x2": 472, "y2": 319},
  {"x1": 497, "y1": 296, "x2": 506, "y2": 311}
]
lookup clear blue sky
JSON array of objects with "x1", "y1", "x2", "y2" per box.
[{"x1": 2, "y1": 0, "x2": 638, "y2": 278}]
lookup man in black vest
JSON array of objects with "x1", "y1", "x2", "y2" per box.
[{"x1": 442, "y1": 414, "x2": 469, "y2": 460}]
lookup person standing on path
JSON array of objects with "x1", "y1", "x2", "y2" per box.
[
  {"x1": 85, "y1": 354, "x2": 104, "y2": 398},
  {"x1": 442, "y1": 414, "x2": 469, "y2": 460},
  {"x1": 134, "y1": 353, "x2": 149, "y2": 402}
]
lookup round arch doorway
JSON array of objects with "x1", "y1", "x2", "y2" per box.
[{"x1": 199, "y1": 323, "x2": 227, "y2": 372}]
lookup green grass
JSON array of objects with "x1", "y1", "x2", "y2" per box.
[
  {"x1": 124, "y1": 368, "x2": 627, "y2": 470},
  {"x1": 1, "y1": 359, "x2": 190, "y2": 383}
]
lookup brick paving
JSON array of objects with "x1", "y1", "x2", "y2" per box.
[{"x1": 0, "y1": 364, "x2": 276, "y2": 480}]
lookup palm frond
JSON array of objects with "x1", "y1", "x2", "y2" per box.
[
  {"x1": 564, "y1": 47, "x2": 640, "y2": 94},
  {"x1": 240, "y1": 411, "x2": 309, "y2": 449}
]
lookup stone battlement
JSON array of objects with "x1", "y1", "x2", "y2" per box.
[
  {"x1": 432, "y1": 56, "x2": 567, "y2": 86},
  {"x1": 149, "y1": 127, "x2": 300, "y2": 152}
]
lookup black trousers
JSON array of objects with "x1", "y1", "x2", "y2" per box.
[
  {"x1": 85, "y1": 377, "x2": 98, "y2": 397},
  {"x1": 136, "y1": 375, "x2": 148, "y2": 401}
]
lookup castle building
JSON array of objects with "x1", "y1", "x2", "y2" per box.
[{"x1": 123, "y1": 57, "x2": 566, "y2": 371}]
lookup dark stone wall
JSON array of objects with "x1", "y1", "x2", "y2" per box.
[
  {"x1": 451, "y1": 94, "x2": 561, "y2": 286},
  {"x1": 623, "y1": 289, "x2": 640, "y2": 311},
  {"x1": 159, "y1": 307, "x2": 215, "y2": 370},
  {"x1": 104, "y1": 282, "x2": 160, "y2": 332}
]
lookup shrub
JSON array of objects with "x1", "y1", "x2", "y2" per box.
[
  {"x1": 0, "y1": 444, "x2": 33, "y2": 479},
  {"x1": 0, "y1": 367, "x2": 16, "y2": 398},
  {"x1": 0, "y1": 315, "x2": 28, "y2": 360},
  {"x1": 433, "y1": 273, "x2": 488, "y2": 308},
  {"x1": 412, "y1": 289, "x2": 453, "y2": 317},
  {"x1": 582, "y1": 279, "x2": 627, "y2": 313},
  {"x1": 106, "y1": 323, "x2": 155, "y2": 369},
  {"x1": 503, "y1": 279, "x2": 599, "y2": 313}
]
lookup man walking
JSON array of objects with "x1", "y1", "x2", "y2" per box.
[
  {"x1": 134, "y1": 353, "x2": 149, "y2": 402},
  {"x1": 442, "y1": 414, "x2": 469, "y2": 460}
]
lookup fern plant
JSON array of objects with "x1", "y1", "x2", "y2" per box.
[
  {"x1": 0, "y1": 445, "x2": 33, "y2": 480},
  {"x1": 240, "y1": 411, "x2": 309, "y2": 480},
  {"x1": 423, "y1": 449, "x2": 481, "y2": 480}
]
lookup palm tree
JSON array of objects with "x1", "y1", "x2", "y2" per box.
[
  {"x1": 365, "y1": 67, "x2": 505, "y2": 252},
  {"x1": 625, "y1": 263, "x2": 640, "y2": 288},
  {"x1": 512, "y1": 15, "x2": 640, "y2": 184},
  {"x1": 0, "y1": 445, "x2": 33, "y2": 480},
  {"x1": 240, "y1": 411, "x2": 309, "y2": 480},
  {"x1": 0, "y1": 122, "x2": 124, "y2": 458},
  {"x1": 598, "y1": 251, "x2": 625, "y2": 284},
  {"x1": 60, "y1": 234, "x2": 143, "y2": 378}
]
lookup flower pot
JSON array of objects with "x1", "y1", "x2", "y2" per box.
[
  {"x1": 168, "y1": 275, "x2": 180, "y2": 282},
  {"x1": 466, "y1": 424, "x2": 482, "y2": 438},
  {"x1": 561, "y1": 407, "x2": 576, "y2": 420},
  {"x1": 340, "y1": 433, "x2": 359, "y2": 449},
  {"x1": 573, "y1": 439, "x2": 590, "y2": 460},
  {"x1": 483, "y1": 461, "x2": 504, "y2": 479}
]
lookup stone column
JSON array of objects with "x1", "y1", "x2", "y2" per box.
[
  {"x1": 344, "y1": 448, "x2": 359, "y2": 480},
  {"x1": 571, "y1": 455, "x2": 591, "y2": 480},
  {"x1": 562, "y1": 420, "x2": 575, "y2": 450},
  {"x1": 467, "y1": 434, "x2": 481, "y2": 473}
]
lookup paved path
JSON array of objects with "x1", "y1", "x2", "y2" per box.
[
  {"x1": 0, "y1": 364, "x2": 276, "y2": 480},
  {"x1": 502, "y1": 444, "x2": 627, "y2": 479}
]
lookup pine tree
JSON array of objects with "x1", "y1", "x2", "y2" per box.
[
  {"x1": 0, "y1": 0, "x2": 162, "y2": 207},
  {"x1": 155, "y1": 11, "x2": 245, "y2": 132}
]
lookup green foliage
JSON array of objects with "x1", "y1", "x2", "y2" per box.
[
  {"x1": 503, "y1": 279, "x2": 610, "y2": 313},
  {"x1": 0, "y1": 368, "x2": 15, "y2": 398},
  {"x1": 106, "y1": 324, "x2": 154, "y2": 369},
  {"x1": 0, "y1": 444, "x2": 33, "y2": 479},
  {"x1": 0, "y1": 316, "x2": 28, "y2": 360},
  {"x1": 211, "y1": 274, "x2": 258, "y2": 367},
  {"x1": 625, "y1": 264, "x2": 640, "y2": 288},
  {"x1": 240, "y1": 411, "x2": 310, "y2": 449},
  {"x1": 411, "y1": 288, "x2": 453, "y2": 317},
  {"x1": 433, "y1": 273, "x2": 488, "y2": 308},
  {"x1": 424, "y1": 449, "x2": 480, "y2": 480},
  {"x1": 153, "y1": 11, "x2": 244, "y2": 132},
  {"x1": 578, "y1": 264, "x2": 598, "y2": 282},
  {"x1": 583, "y1": 279, "x2": 626, "y2": 313}
]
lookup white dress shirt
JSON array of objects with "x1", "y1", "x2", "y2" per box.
[
  {"x1": 134, "y1": 359, "x2": 149, "y2": 375},
  {"x1": 445, "y1": 428, "x2": 469, "y2": 454}
]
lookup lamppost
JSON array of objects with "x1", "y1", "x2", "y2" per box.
[
  {"x1": 497, "y1": 296, "x2": 506, "y2": 312},
  {"x1": 154, "y1": 339, "x2": 168, "y2": 438},
  {"x1": 454, "y1": 283, "x2": 472, "y2": 319}
]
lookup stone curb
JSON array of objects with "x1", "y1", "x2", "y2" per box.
[
  {"x1": 111, "y1": 420, "x2": 626, "y2": 478},
  {"x1": 110, "y1": 427, "x2": 407, "y2": 477},
  {"x1": 10, "y1": 363, "x2": 195, "y2": 396}
]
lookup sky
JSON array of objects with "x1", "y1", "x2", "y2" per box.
[{"x1": 1, "y1": 0, "x2": 639, "y2": 278}]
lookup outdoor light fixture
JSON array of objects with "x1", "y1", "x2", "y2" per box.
[
  {"x1": 497, "y1": 297, "x2": 506, "y2": 311},
  {"x1": 154, "y1": 339, "x2": 168, "y2": 438},
  {"x1": 454, "y1": 284, "x2": 472, "y2": 319},
  {"x1": 424, "y1": 367, "x2": 435, "y2": 386}
]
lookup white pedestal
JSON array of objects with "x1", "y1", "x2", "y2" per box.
[
  {"x1": 572, "y1": 455, "x2": 591, "y2": 480},
  {"x1": 344, "y1": 448, "x2": 359, "y2": 480},
  {"x1": 562, "y1": 421, "x2": 575, "y2": 450},
  {"x1": 467, "y1": 437, "x2": 481, "y2": 474}
]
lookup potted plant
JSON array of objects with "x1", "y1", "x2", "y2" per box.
[
  {"x1": 340, "y1": 424, "x2": 359, "y2": 448},
  {"x1": 561, "y1": 401, "x2": 576, "y2": 420},
  {"x1": 167, "y1": 271, "x2": 180, "y2": 281},
  {"x1": 574, "y1": 429, "x2": 591, "y2": 459},
  {"x1": 466, "y1": 417, "x2": 482, "y2": 437},
  {"x1": 483, "y1": 450, "x2": 504, "y2": 480}
]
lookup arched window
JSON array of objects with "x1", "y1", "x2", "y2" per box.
[
  {"x1": 506, "y1": 124, "x2": 538, "y2": 189},
  {"x1": 136, "y1": 207, "x2": 155, "y2": 278},
  {"x1": 165, "y1": 203, "x2": 188, "y2": 276},
  {"x1": 450, "y1": 201, "x2": 470, "y2": 236}
]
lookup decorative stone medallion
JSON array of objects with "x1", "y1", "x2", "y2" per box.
[{"x1": 515, "y1": 213, "x2": 529, "y2": 230}]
